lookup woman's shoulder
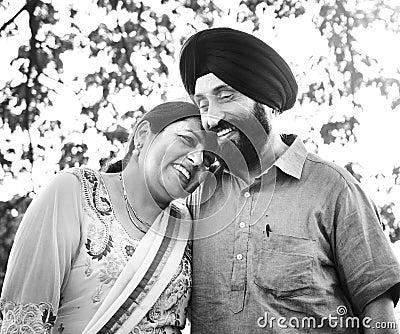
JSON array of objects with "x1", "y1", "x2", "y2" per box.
[
  {"x1": 42, "y1": 167, "x2": 104, "y2": 209},
  {"x1": 38, "y1": 168, "x2": 82, "y2": 196},
  {"x1": 20, "y1": 169, "x2": 84, "y2": 226},
  {"x1": 63, "y1": 166, "x2": 100, "y2": 183}
]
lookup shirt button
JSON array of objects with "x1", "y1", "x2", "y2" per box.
[
  {"x1": 236, "y1": 254, "x2": 243, "y2": 260},
  {"x1": 244, "y1": 192, "x2": 250, "y2": 198},
  {"x1": 239, "y1": 222, "x2": 246, "y2": 228}
]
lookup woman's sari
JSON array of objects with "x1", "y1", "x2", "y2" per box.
[{"x1": 83, "y1": 201, "x2": 191, "y2": 333}]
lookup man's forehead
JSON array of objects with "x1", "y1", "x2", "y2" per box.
[{"x1": 194, "y1": 73, "x2": 231, "y2": 95}]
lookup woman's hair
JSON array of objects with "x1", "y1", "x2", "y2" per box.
[{"x1": 103, "y1": 101, "x2": 200, "y2": 173}]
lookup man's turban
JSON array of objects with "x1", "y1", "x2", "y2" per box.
[{"x1": 179, "y1": 27, "x2": 298, "y2": 112}]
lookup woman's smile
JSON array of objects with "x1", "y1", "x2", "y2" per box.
[{"x1": 172, "y1": 163, "x2": 191, "y2": 184}]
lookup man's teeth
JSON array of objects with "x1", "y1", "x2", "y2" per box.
[
  {"x1": 217, "y1": 127, "x2": 233, "y2": 137},
  {"x1": 174, "y1": 165, "x2": 190, "y2": 180}
]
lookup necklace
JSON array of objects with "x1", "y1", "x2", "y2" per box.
[{"x1": 119, "y1": 172, "x2": 151, "y2": 233}]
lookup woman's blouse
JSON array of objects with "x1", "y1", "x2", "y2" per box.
[{"x1": 0, "y1": 167, "x2": 191, "y2": 334}]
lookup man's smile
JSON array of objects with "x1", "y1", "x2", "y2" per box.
[{"x1": 217, "y1": 127, "x2": 234, "y2": 138}]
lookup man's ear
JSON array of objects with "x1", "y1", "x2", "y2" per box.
[{"x1": 134, "y1": 120, "x2": 151, "y2": 146}]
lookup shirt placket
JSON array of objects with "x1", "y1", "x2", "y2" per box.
[{"x1": 229, "y1": 187, "x2": 253, "y2": 313}]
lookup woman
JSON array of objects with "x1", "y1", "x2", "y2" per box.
[{"x1": 0, "y1": 101, "x2": 216, "y2": 334}]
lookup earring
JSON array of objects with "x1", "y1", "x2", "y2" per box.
[{"x1": 134, "y1": 142, "x2": 143, "y2": 158}]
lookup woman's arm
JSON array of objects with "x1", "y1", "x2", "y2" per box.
[{"x1": 0, "y1": 172, "x2": 82, "y2": 333}]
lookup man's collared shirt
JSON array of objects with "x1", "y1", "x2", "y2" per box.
[{"x1": 190, "y1": 135, "x2": 400, "y2": 334}]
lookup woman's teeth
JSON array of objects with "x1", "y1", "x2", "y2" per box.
[{"x1": 174, "y1": 164, "x2": 190, "y2": 180}]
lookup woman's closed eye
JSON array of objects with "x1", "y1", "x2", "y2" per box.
[{"x1": 179, "y1": 135, "x2": 196, "y2": 147}]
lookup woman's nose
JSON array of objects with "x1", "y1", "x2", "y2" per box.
[{"x1": 187, "y1": 150, "x2": 204, "y2": 167}]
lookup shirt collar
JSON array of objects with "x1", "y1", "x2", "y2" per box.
[
  {"x1": 272, "y1": 135, "x2": 308, "y2": 180},
  {"x1": 223, "y1": 135, "x2": 308, "y2": 187}
]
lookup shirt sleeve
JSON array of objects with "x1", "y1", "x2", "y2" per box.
[
  {"x1": 0, "y1": 171, "x2": 82, "y2": 333},
  {"x1": 334, "y1": 180, "x2": 400, "y2": 315}
]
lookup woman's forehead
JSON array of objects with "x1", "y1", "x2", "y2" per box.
[
  {"x1": 168, "y1": 117, "x2": 203, "y2": 132},
  {"x1": 163, "y1": 117, "x2": 219, "y2": 148}
]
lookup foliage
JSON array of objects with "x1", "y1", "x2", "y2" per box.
[
  {"x1": 1, "y1": 0, "x2": 399, "y2": 292},
  {"x1": 0, "y1": 195, "x2": 32, "y2": 285}
]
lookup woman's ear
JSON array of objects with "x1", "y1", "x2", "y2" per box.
[{"x1": 134, "y1": 120, "x2": 151, "y2": 147}]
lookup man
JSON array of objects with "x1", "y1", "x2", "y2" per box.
[{"x1": 179, "y1": 27, "x2": 400, "y2": 333}]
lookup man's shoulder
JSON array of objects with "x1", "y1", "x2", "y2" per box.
[{"x1": 303, "y1": 152, "x2": 359, "y2": 189}]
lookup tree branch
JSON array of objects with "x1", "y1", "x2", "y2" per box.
[
  {"x1": 0, "y1": 3, "x2": 28, "y2": 33},
  {"x1": 115, "y1": 4, "x2": 145, "y2": 95},
  {"x1": 24, "y1": 0, "x2": 40, "y2": 170}
]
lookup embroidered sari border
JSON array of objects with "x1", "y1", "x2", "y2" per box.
[
  {"x1": 82, "y1": 208, "x2": 167, "y2": 334},
  {"x1": 99, "y1": 205, "x2": 180, "y2": 333}
]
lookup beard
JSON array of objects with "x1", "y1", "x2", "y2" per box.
[{"x1": 218, "y1": 102, "x2": 271, "y2": 173}]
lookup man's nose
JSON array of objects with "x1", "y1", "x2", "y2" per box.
[{"x1": 201, "y1": 103, "x2": 224, "y2": 130}]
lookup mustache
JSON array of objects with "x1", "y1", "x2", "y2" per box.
[
  {"x1": 209, "y1": 119, "x2": 237, "y2": 133},
  {"x1": 206, "y1": 103, "x2": 271, "y2": 171},
  {"x1": 210, "y1": 118, "x2": 268, "y2": 146}
]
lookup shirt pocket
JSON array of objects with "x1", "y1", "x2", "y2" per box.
[{"x1": 253, "y1": 233, "x2": 316, "y2": 298}]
